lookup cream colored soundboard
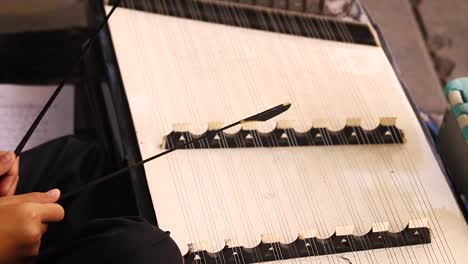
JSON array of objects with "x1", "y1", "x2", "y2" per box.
[{"x1": 107, "y1": 6, "x2": 468, "y2": 263}]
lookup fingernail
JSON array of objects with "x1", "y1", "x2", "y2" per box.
[
  {"x1": 46, "y1": 189, "x2": 60, "y2": 197},
  {"x1": 0, "y1": 152, "x2": 13, "y2": 164}
]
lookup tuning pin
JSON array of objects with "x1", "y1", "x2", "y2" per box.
[
  {"x1": 384, "y1": 130, "x2": 393, "y2": 137},
  {"x1": 280, "y1": 132, "x2": 288, "y2": 140}
]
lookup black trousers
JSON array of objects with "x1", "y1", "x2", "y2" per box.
[{"x1": 16, "y1": 136, "x2": 183, "y2": 264}]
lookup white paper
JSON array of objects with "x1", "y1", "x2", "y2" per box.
[{"x1": 0, "y1": 84, "x2": 74, "y2": 151}]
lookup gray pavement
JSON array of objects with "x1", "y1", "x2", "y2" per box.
[
  {"x1": 417, "y1": 0, "x2": 468, "y2": 84},
  {"x1": 362, "y1": 0, "x2": 448, "y2": 114}
]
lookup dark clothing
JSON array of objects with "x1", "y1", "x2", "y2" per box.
[{"x1": 16, "y1": 136, "x2": 182, "y2": 264}]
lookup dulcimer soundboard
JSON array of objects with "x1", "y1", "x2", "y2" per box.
[{"x1": 94, "y1": 1, "x2": 468, "y2": 263}]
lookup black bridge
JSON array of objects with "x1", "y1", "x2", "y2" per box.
[
  {"x1": 185, "y1": 225, "x2": 430, "y2": 263},
  {"x1": 164, "y1": 124, "x2": 405, "y2": 149}
]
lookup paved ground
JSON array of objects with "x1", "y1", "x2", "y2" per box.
[
  {"x1": 416, "y1": 0, "x2": 468, "y2": 84},
  {"x1": 362, "y1": 0, "x2": 448, "y2": 114}
]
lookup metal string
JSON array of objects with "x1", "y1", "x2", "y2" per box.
[
  {"x1": 317, "y1": 17, "x2": 414, "y2": 264},
  {"x1": 358, "y1": 44, "x2": 456, "y2": 263},
  {"x1": 123, "y1": 0, "x2": 203, "y2": 260},
  {"x1": 114, "y1": 1, "x2": 457, "y2": 263},
  {"x1": 254, "y1": 8, "x2": 350, "y2": 264},
  {"x1": 333, "y1": 15, "x2": 452, "y2": 261},
  {"x1": 266, "y1": 9, "x2": 392, "y2": 263},
  {"x1": 156, "y1": 2, "x2": 221, "y2": 263},
  {"x1": 334, "y1": 13, "x2": 449, "y2": 263}
]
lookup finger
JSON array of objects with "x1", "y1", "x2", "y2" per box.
[
  {"x1": 6, "y1": 173, "x2": 19, "y2": 196},
  {"x1": 0, "y1": 175, "x2": 16, "y2": 196},
  {"x1": 38, "y1": 203, "x2": 65, "y2": 223},
  {"x1": 17, "y1": 240, "x2": 42, "y2": 258},
  {"x1": 28, "y1": 241, "x2": 41, "y2": 257},
  {"x1": 0, "y1": 155, "x2": 19, "y2": 196},
  {"x1": 9, "y1": 155, "x2": 19, "y2": 176},
  {"x1": 0, "y1": 189, "x2": 61, "y2": 205},
  {"x1": 40, "y1": 223, "x2": 48, "y2": 234},
  {"x1": 0, "y1": 151, "x2": 15, "y2": 175}
]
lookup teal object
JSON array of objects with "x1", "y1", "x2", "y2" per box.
[
  {"x1": 445, "y1": 77, "x2": 468, "y2": 101},
  {"x1": 463, "y1": 127, "x2": 468, "y2": 142},
  {"x1": 445, "y1": 78, "x2": 468, "y2": 141},
  {"x1": 453, "y1": 103, "x2": 468, "y2": 117}
]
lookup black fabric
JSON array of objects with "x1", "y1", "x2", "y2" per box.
[{"x1": 16, "y1": 136, "x2": 182, "y2": 264}]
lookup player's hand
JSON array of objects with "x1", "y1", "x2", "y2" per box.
[
  {"x1": 0, "y1": 189, "x2": 64, "y2": 264},
  {"x1": 0, "y1": 151, "x2": 19, "y2": 197}
]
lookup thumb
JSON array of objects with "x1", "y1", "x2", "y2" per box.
[
  {"x1": 6, "y1": 189, "x2": 61, "y2": 204},
  {"x1": 0, "y1": 151, "x2": 15, "y2": 175}
]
